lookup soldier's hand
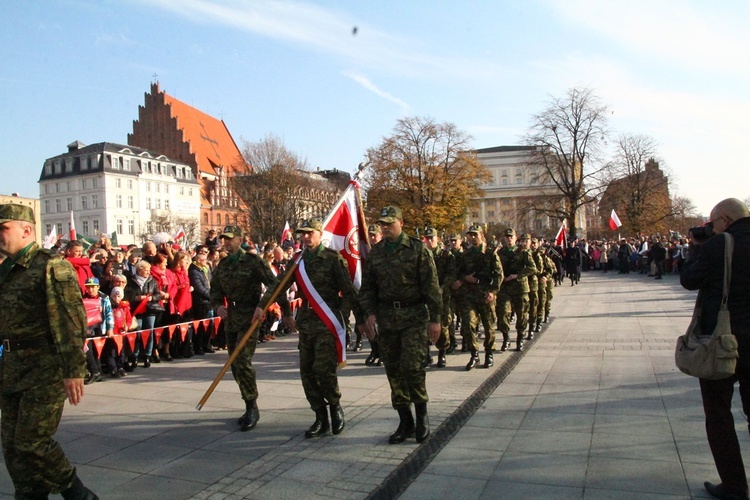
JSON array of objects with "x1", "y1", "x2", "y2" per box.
[
  {"x1": 364, "y1": 315, "x2": 377, "y2": 340},
  {"x1": 252, "y1": 307, "x2": 265, "y2": 324},
  {"x1": 64, "y1": 378, "x2": 84, "y2": 406},
  {"x1": 451, "y1": 280, "x2": 463, "y2": 290},
  {"x1": 282, "y1": 315, "x2": 297, "y2": 333},
  {"x1": 485, "y1": 292, "x2": 495, "y2": 303},
  {"x1": 427, "y1": 322, "x2": 441, "y2": 344}
]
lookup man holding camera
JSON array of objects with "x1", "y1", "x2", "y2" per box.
[{"x1": 681, "y1": 198, "x2": 750, "y2": 500}]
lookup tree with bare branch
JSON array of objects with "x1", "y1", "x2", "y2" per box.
[
  {"x1": 363, "y1": 117, "x2": 489, "y2": 233},
  {"x1": 524, "y1": 87, "x2": 610, "y2": 238}
]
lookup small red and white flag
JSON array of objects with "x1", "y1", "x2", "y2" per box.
[
  {"x1": 280, "y1": 221, "x2": 292, "y2": 244},
  {"x1": 554, "y1": 220, "x2": 567, "y2": 247},
  {"x1": 609, "y1": 209, "x2": 622, "y2": 231},
  {"x1": 69, "y1": 211, "x2": 77, "y2": 241},
  {"x1": 173, "y1": 227, "x2": 186, "y2": 242},
  {"x1": 43, "y1": 224, "x2": 58, "y2": 249}
]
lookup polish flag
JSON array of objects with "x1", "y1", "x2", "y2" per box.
[
  {"x1": 609, "y1": 210, "x2": 623, "y2": 231},
  {"x1": 320, "y1": 180, "x2": 369, "y2": 289},
  {"x1": 69, "y1": 211, "x2": 77, "y2": 241},
  {"x1": 554, "y1": 220, "x2": 567, "y2": 247},
  {"x1": 43, "y1": 224, "x2": 58, "y2": 249},
  {"x1": 173, "y1": 227, "x2": 186, "y2": 242},
  {"x1": 280, "y1": 221, "x2": 292, "y2": 244}
]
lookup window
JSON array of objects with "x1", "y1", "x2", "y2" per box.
[
  {"x1": 164, "y1": 184, "x2": 169, "y2": 194},
  {"x1": 93, "y1": 178, "x2": 98, "y2": 189},
  {"x1": 92, "y1": 194, "x2": 98, "y2": 208},
  {"x1": 155, "y1": 198, "x2": 161, "y2": 209},
  {"x1": 124, "y1": 158, "x2": 130, "y2": 171},
  {"x1": 55, "y1": 199, "x2": 61, "y2": 212},
  {"x1": 66, "y1": 197, "x2": 72, "y2": 211},
  {"x1": 56, "y1": 223, "x2": 62, "y2": 235},
  {"x1": 128, "y1": 220, "x2": 134, "y2": 235},
  {"x1": 127, "y1": 179, "x2": 133, "y2": 190},
  {"x1": 44, "y1": 184, "x2": 49, "y2": 194},
  {"x1": 116, "y1": 195, "x2": 122, "y2": 208},
  {"x1": 81, "y1": 196, "x2": 87, "y2": 210},
  {"x1": 146, "y1": 182, "x2": 151, "y2": 192},
  {"x1": 44, "y1": 163, "x2": 52, "y2": 175},
  {"x1": 82, "y1": 220, "x2": 89, "y2": 235},
  {"x1": 188, "y1": 188, "x2": 193, "y2": 197},
  {"x1": 127, "y1": 196, "x2": 134, "y2": 209},
  {"x1": 471, "y1": 211, "x2": 479, "y2": 218},
  {"x1": 44, "y1": 200, "x2": 50, "y2": 213},
  {"x1": 45, "y1": 224, "x2": 51, "y2": 235},
  {"x1": 164, "y1": 199, "x2": 170, "y2": 210},
  {"x1": 93, "y1": 220, "x2": 99, "y2": 233},
  {"x1": 54, "y1": 161, "x2": 61, "y2": 174},
  {"x1": 65, "y1": 160, "x2": 72, "y2": 173},
  {"x1": 66, "y1": 181, "x2": 71, "y2": 192},
  {"x1": 502, "y1": 178, "x2": 508, "y2": 185},
  {"x1": 80, "y1": 179, "x2": 86, "y2": 190},
  {"x1": 117, "y1": 220, "x2": 123, "y2": 234},
  {"x1": 111, "y1": 156, "x2": 119, "y2": 169},
  {"x1": 55, "y1": 183, "x2": 60, "y2": 193},
  {"x1": 88, "y1": 156, "x2": 94, "y2": 170},
  {"x1": 488, "y1": 210, "x2": 495, "y2": 217},
  {"x1": 146, "y1": 198, "x2": 151, "y2": 210},
  {"x1": 180, "y1": 187, "x2": 184, "y2": 196},
  {"x1": 116, "y1": 178, "x2": 121, "y2": 188},
  {"x1": 203, "y1": 212, "x2": 208, "y2": 224}
]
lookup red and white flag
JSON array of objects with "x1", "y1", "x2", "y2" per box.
[
  {"x1": 321, "y1": 181, "x2": 369, "y2": 289},
  {"x1": 69, "y1": 211, "x2": 77, "y2": 241},
  {"x1": 280, "y1": 221, "x2": 292, "y2": 244},
  {"x1": 173, "y1": 227, "x2": 186, "y2": 242},
  {"x1": 609, "y1": 209, "x2": 622, "y2": 231},
  {"x1": 43, "y1": 224, "x2": 58, "y2": 249},
  {"x1": 554, "y1": 220, "x2": 567, "y2": 247}
]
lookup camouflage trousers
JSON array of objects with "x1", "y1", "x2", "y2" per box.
[
  {"x1": 298, "y1": 312, "x2": 342, "y2": 411},
  {"x1": 545, "y1": 279, "x2": 554, "y2": 317},
  {"x1": 436, "y1": 288, "x2": 453, "y2": 351},
  {"x1": 460, "y1": 297, "x2": 496, "y2": 353},
  {"x1": 1, "y1": 385, "x2": 76, "y2": 495},
  {"x1": 497, "y1": 292, "x2": 529, "y2": 340},
  {"x1": 227, "y1": 322, "x2": 259, "y2": 402},
  {"x1": 378, "y1": 321, "x2": 430, "y2": 410},
  {"x1": 527, "y1": 288, "x2": 538, "y2": 332}
]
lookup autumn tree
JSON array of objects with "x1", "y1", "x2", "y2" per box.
[
  {"x1": 363, "y1": 117, "x2": 489, "y2": 233},
  {"x1": 524, "y1": 87, "x2": 610, "y2": 238},
  {"x1": 599, "y1": 134, "x2": 672, "y2": 235},
  {"x1": 232, "y1": 134, "x2": 318, "y2": 242},
  {"x1": 668, "y1": 196, "x2": 704, "y2": 236},
  {"x1": 140, "y1": 213, "x2": 201, "y2": 248}
]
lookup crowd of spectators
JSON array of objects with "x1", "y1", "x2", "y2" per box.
[{"x1": 44, "y1": 231, "x2": 299, "y2": 384}]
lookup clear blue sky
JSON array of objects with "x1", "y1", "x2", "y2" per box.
[{"x1": 2, "y1": 0, "x2": 748, "y2": 216}]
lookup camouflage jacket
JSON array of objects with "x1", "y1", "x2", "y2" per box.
[
  {"x1": 0, "y1": 242, "x2": 87, "y2": 390},
  {"x1": 210, "y1": 248, "x2": 288, "y2": 332},
  {"x1": 259, "y1": 245, "x2": 363, "y2": 324},
  {"x1": 456, "y1": 243, "x2": 503, "y2": 300},
  {"x1": 431, "y1": 247, "x2": 457, "y2": 290},
  {"x1": 359, "y1": 232, "x2": 441, "y2": 324},
  {"x1": 538, "y1": 250, "x2": 556, "y2": 281},
  {"x1": 497, "y1": 246, "x2": 537, "y2": 295}
]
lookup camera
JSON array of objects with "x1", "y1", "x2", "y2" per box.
[{"x1": 689, "y1": 222, "x2": 713, "y2": 241}]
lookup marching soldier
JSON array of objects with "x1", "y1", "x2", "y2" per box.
[
  {"x1": 454, "y1": 225, "x2": 502, "y2": 370},
  {"x1": 447, "y1": 233, "x2": 464, "y2": 353},
  {"x1": 365, "y1": 225, "x2": 383, "y2": 366},
  {"x1": 210, "y1": 225, "x2": 289, "y2": 432},
  {"x1": 543, "y1": 244, "x2": 557, "y2": 323},
  {"x1": 255, "y1": 218, "x2": 362, "y2": 438},
  {"x1": 496, "y1": 229, "x2": 537, "y2": 351},
  {"x1": 524, "y1": 234, "x2": 540, "y2": 341},
  {"x1": 423, "y1": 228, "x2": 456, "y2": 368},
  {"x1": 360, "y1": 206, "x2": 441, "y2": 444}
]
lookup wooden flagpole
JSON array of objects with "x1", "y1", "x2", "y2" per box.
[{"x1": 195, "y1": 251, "x2": 304, "y2": 411}]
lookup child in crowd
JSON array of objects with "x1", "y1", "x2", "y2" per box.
[
  {"x1": 107, "y1": 286, "x2": 136, "y2": 377},
  {"x1": 83, "y1": 277, "x2": 114, "y2": 384}
]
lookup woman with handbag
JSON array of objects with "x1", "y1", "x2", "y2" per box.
[
  {"x1": 681, "y1": 198, "x2": 750, "y2": 500},
  {"x1": 124, "y1": 259, "x2": 166, "y2": 368}
]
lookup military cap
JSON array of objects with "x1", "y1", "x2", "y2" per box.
[
  {"x1": 519, "y1": 233, "x2": 531, "y2": 240},
  {"x1": 84, "y1": 277, "x2": 100, "y2": 286},
  {"x1": 504, "y1": 228, "x2": 516, "y2": 237},
  {"x1": 376, "y1": 206, "x2": 402, "y2": 223},
  {"x1": 368, "y1": 224, "x2": 381, "y2": 234},
  {"x1": 531, "y1": 237, "x2": 539, "y2": 244},
  {"x1": 296, "y1": 218, "x2": 323, "y2": 233},
  {"x1": 449, "y1": 233, "x2": 461, "y2": 241},
  {"x1": 220, "y1": 225, "x2": 244, "y2": 239},
  {"x1": 424, "y1": 227, "x2": 438, "y2": 238},
  {"x1": 0, "y1": 204, "x2": 35, "y2": 224},
  {"x1": 466, "y1": 224, "x2": 484, "y2": 235}
]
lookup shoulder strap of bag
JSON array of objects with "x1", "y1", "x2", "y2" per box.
[{"x1": 722, "y1": 233, "x2": 734, "y2": 307}]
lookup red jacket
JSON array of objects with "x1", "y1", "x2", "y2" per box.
[{"x1": 66, "y1": 256, "x2": 94, "y2": 292}]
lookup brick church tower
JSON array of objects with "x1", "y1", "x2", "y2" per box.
[{"x1": 128, "y1": 82, "x2": 249, "y2": 236}]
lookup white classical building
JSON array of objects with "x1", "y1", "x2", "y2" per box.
[
  {"x1": 39, "y1": 141, "x2": 201, "y2": 245},
  {"x1": 469, "y1": 146, "x2": 587, "y2": 238}
]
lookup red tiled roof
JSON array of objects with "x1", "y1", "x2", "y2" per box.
[{"x1": 162, "y1": 92, "x2": 247, "y2": 177}]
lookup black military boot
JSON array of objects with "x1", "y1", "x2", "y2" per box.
[
  {"x1": 415, "y1": 402, "x2": 430, "y2": 443},
  {"x1": 436, "y1": 350, "x2": 446, "y2": 368},
  {"x1": 527, "y1": 328, "x2": 534, "y2": 340},
  {"x1": 500, "y1": 333, "x2": 510, "y2": 352},
  {"x1": 239, "y1": 399, "x2": 259, "y2": 432},
  {"x1": 516, "y1": 334, "x2": 524, "y2": 352},
  {"x1": 465, "y1": 350, "x2": 479, "y2": 371},
  {"x1": 389, "y1": 407, "x2": 415, "y2": 444},
  {"x1": 446, "y1": 336, "x2": 457, "y2": 354},
  {"x1": 484, "y1": 352, "x2": 494, "y2": 368},
  {"x1": 305, "y1": 407, "x2": 330, "y2": 438},
  {"x1": 330, "y1": 403, "x2": 345, "y2": 435},
  {"x1": 536, "y1": 320, "x2": 542, "y2": 332},
  {"x1": 543, "y1": 314, "x2": 549, "y2": 323},
  {"x1": 61, "y1": 475, "x2": 98, "y2": 500}
]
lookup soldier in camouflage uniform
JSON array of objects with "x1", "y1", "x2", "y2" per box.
[
  {"x1": 496, "y1": 229, "x2": 537, "y2": 352},
  {"x1": 364, "y1": 225, "x2": 383, "y2": 366},
  {"x1": 255, "y1": 219, "x2": 362, "y2": 438},
  {"x1": 423, "y1": 228, "x2": 456, "y2": 368},
  {"x1": 542, "y1": 243, "x2": 556, "y2": 323},
  {"x1": 453, "y1": 225, "x2": 502, "y2": 370},
  {"x1": 0, "y1": 204, "x2": 98, "y2": 499},
  {"x1": 522, "y1": 234, "x2": 540, "y2": 341},
  {"x1": 360, "y1": 206, "x2": 441, "y2": 444},
  {"x1": 211, "y1": 225, "x2": 288, "y2": 432},
  {"x1": 531, "y1": 238, "x2": 554, "y2": 332},
  {"x1": 447, "y1": 233, "x2": 464, "y2": 353}
]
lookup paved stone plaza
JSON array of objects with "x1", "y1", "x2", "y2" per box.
[{"x1": 0, "y1": 270, "x2": 743, "y2": 499}]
